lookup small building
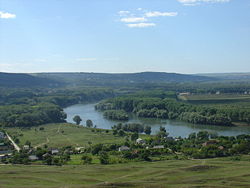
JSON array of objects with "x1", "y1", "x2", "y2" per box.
[
  {"x1": 28, "y1": 155, "x2": 38, "y2": 161},
  {"x1": 0, "y1": 132, "x2": 5, "y2": 139},
  {"x1": 215, "y1": 91, "x2": 220, "y2": 95},
  {"x1": 23, "y1": 145, "x2": 30, "y2": 150},
  {"x1": 51, "y1": 149, "x2": 59, "y2": 155},
  {"x1": 153, "y1": 145, "x2": 164, "y2": 149},
  {"x1": 202, "y1": 140, "x2": 218, "y2": 147},
  {"x1": 118, "y1": 146, "x2": 130, "y2": 152},
  {"x1": 0, "y1": 143, "x2": 9, "y2": 152},
  {"x1": 179, "y1": 92, "x2": 190, "y2": 96},
  {"x1": 42, "y1": 153, "x2": 50, "y2": 158},
  {"x1": 218, "y1": 146, "x2": 224, "y2": 150},
  {"x1": 136, "y1": 138, "x2": 145, "y2": 145},
  {"x1": 75, "y1": 147, "x2": 85, "y2": 154}
]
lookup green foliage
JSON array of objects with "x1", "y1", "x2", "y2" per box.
[
  {"x1": 73, "y1": 115, "x2": 82, "y2": 125},
  {"x1": 131, "y1": 132, "x2": 139, "y2": 141},
  {"x1": 81, "y1": 155, "x2": 92, "y2": 164},
  {"x1": 96, "y1": 95, "x2": 250, "y2": 126},
  {"x1": 144, "y1": 126, "x2": 151, "y2": 135},
  {"x1": 99, "y1": 152, "x2": 109, "y2": 165},
  {"x1": 103, "y1": 110, "x2": 129, "y2": 121},
  {"x1": 86, "y1": 119, "x2": 93, "y2": 128}
]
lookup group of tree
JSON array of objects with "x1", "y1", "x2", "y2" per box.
[
  {"x1": 96, "y1": 96, "x2": 250, "y2": 126},
  {"x1": 112, "y1": 123, "x2": 151, "y2": 135}
]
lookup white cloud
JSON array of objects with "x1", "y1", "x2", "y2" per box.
[
  {"x1": 145, "y1": 11, "x2": 178, "y2": 17},
  {"x1": 0, "y1": 11, "x2": 16, "y2": 19},
  {"x1": 121, "y1": 17, "x2": 147, "y2": 23},
  {"x1": 127, "y1": 23, "x2": 156, "y2": 28},
  {"x1": 118, "y1": 10, "x2": 130, "y2": 16},
  {"x1": 76, "y1": 58, "x2": 97, "y2": 62},
  {"x1": 178, "y1": 0, "x2": 230, "y2": 5},
  {"x1": 118, "y1": 9, "x2": 177, "y2": 28}
]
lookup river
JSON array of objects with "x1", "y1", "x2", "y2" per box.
[{"x1": 64, "y1": 103, "x2": 250, "y2": 138}]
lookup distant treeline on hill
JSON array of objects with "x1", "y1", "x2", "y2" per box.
[{"x1": 0, "y1": 72, "x2": 61, "y2": 88}]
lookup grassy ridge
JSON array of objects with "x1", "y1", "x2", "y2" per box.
[{"x1": 0, "y1": 156, "x2": 250, "y2": 187}]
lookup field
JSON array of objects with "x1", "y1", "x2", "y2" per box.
[
  {"x1": 0, "y1": 156, "x2": 250, "y2": 188},
  {"x1": 178, "y1": 94, "x2": 250, "y2": 111},
  {"x1": 5, "y1": 123, "x2": 132, "y2": 148},
  {"x1": 179, "y1": 94, "x2": 250, "y2": 104}
]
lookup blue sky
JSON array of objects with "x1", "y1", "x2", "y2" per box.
[{"x1": 0, "y1": 0, "x2": 249, "y2": 73}]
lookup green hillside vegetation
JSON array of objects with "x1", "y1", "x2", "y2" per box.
[
  {"x1": 1, "y1": 156, "x2": 250, "y2": 188},
  {"x1": 95, "y1": 94, "x2": 250, "y2": 126},
  {"x1": 0, "y1": 72, "x2": 61, "y2": 88}
]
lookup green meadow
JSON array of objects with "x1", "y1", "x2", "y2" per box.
[
  {"x1": 1, "y1": 156, "x2": 250, "y2": 188},
  {"x1": 5, "y1": 123, "x2": 129, "y2": 148}
]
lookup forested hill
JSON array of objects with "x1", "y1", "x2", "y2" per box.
[
  {"x1": 34, "y1": 72, "x2": 217, "y2": 85},
  {"x1": 0, "y1": 72, "x2": 61, "y2": 88}
]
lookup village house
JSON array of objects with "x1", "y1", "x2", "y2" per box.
[
  {"x1": 202, "y1": 140, "x2": 218, "y2": 147},
  {"x1": 179, "y1": 92, "x2": 191, "y2": 96},
  {"x1": 136, "y1": 138, "x2": 145, "y2": 145},
  {"x1": 51, "y1": 149, "x2": 59, "y2": 155},
  {"x1": 0, "y1": 132, "x2": 5, "y2": 139},
  {"x1": 75, "y1": 147, "x2": 85, "y2": 154},
  {"x1": 153, "y1": 145, "x2": 164, "y2": 149},
  {"x1": 23, "y1": 145, "x2": 30, "y2": 150},
  {"x1": 118, "y1": 146, "x2": 130, "y2": 152},
  {"x1": 28, "y1": 155, "x2": 39, "y2": 161}
]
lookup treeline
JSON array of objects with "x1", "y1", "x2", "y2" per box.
[
  {"x1": 0, "y1": 87, "x2": 114, "y2": 107},
  {"x1": 0, "y1": 87, "x2": 114, "y2": 128},
  {"x1": 112, "y1": 123, "x2": 151, "y2": 135},
  {"x1": 103, "y1": 110, "x2": 129, "y2": 121},
  {"x1": 96, "y1": 96, "x2": 250, "y2": 126},
  {"x1": 0, "y1": 103, "x2": 66, "y2": 127}
]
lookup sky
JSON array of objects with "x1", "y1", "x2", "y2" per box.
[{"x1": 0, "y1": 0, "x2": 250, "y2": 74}]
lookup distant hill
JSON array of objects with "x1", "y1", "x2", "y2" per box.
[
  {"x1": 197, "y1": 73, "x2": 250, "y2": 81},
  {"x1": 0, "y1": 72, "x2": 61, "y2": 87},
  {"x1": 34, "y1": 72, "x2": 217, "y2": 85}
]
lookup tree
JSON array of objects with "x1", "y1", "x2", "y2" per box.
[
  {"x1": 131, "y1": 132, "x2": 139, "y2": 141},
  {"x1": 118, "y1": 129, "x2": 126, "y2": 137},
  {"x1": 86, "y1": 119, "x2": 93, "y2": 128},
  {"x1": 99, "y1": 152, "x2": 109, "y2": 164},
  {"x1": 81, "y1": 155, "x2": 92, "y2": 164},
  {"x1": 73, "y1": 115, "x2": 82, "y2": 125},
  {"x1": 157, "y1": 126, "x2": 169, "y2": 139},
  {"x1": 144, "y1": 126, "x2": 151, "y2": 135}
]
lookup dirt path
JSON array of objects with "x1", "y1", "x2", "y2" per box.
[
  {"x1": 34, "y1": 137, "x2": 50, "y2": 149},
  {"x1": 5, "y1": 133, "x2": 20, "y2": 152}
]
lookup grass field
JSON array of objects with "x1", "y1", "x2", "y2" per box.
[
  {"x1": 5, "y1": 123, "x2": 134, "y2": 148},
  {"x1": 0, "y1": 156, "x2": 250, "y2": 188},
  {"x1": 178, "y1": 94, "x2": 250, "y2": 109}
]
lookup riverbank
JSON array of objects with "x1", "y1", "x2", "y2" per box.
[{"x1": 64, "y1": 103, "x2": 250, "y2": 137}]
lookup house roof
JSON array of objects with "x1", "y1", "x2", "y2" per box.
[
  {"x1": 119, "y1": 146, "x2": 130, "y2": 151},
  {"x1": 153, "y1": 145, "x2": 164, "y2": 149}
]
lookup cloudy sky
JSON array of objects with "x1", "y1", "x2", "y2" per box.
[{"x1": 0, "y1": 0, "x2": 249, "y2": 73}]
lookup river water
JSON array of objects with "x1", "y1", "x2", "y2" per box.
[{"x1": 64, "y1": 103, "x2": 250, "y2": 138}]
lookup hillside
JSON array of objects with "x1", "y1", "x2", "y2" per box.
[
  {"x1": 34, "y1": 72, "x2": 217, "y2": 85},
  {"x1": 198, "y1": 72, "x2": 250, "y2": 81},
  {"x1": 0, "y1": 72, "x2": 61, "y2": 88}
]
